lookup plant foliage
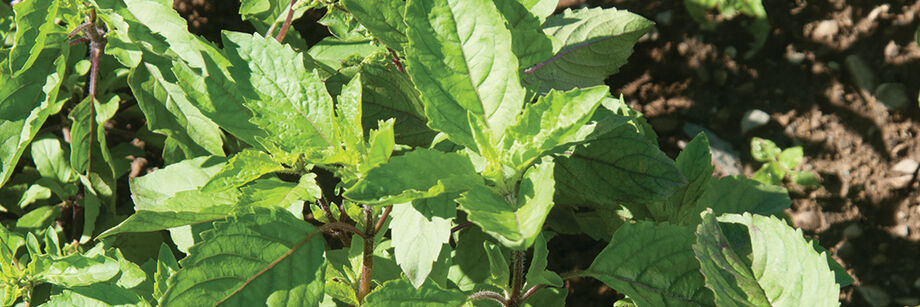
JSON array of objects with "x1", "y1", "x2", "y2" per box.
[{"x1": 0, "y1": 0, "x2": 847, "y2": 306}]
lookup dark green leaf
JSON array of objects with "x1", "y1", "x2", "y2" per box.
[
  {"x1": 343, "y1": 0, "x2": 408, "y2": 51},
  {"x1": 161, "y1": 207, "x2": 325, "y2": 306},
  {"x1": 495, "y1": 0, "x2": 554, "y2": 68},
  {"x1": 690, "y1": 175, "x2": 791, "y2": 225},
  {"x1": 363, "y1": 279, "x2": 466, "y2": 307},
  {"x1": 648, "y1": 132, "x2": 714, "y2": 224}
]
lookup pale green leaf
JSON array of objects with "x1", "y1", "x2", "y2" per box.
[
  {"x1": 15, "y1": 205, "x2": 60, "y2": 231},
  {"x1": 750, "y1": 137, "x2": 780, "y2": 162},
  {"x1": 342, "y1": 0, "x2": 408, "y2": 50},
  {"x1": 791, "y1": 171, "x2": 820, "y2": 187},
  {"x1": 153, "y1": 243, "x2": 179, "y2": 301},
  {"x1": 344, "y1": 149, "x2": 480, "y2": 205},
  {"x1": 307, "y1": 37, "x2": 380, "y2": 71},
  {"x1": 30, "y1": 134, "x2": 76, "y2": 184},
  {"x1": 693, "y1": 210, "x2": 840, "y2": 307},
  {"x1": 778, "y1": 147, "x2": 803, "y2": 170},
  {"x1": 363, "y1": 279, "x2": 466, "y2": 307},
  {"x1": 526, "y1": 7, "x2": 654, "y2": 92},
  {"x1": 504, "y1": 86, "x2": 608, "y2": 171},
  {"x1": 42, "y1": 284, "x2": 150, "y2": 307},
  {"x1": 97, "y1": 188, "x2": 239, "y2": 238},
  {"x1": 200, "y1": 149, "x2": 286, "y2": 192},
  {"x1": 240, "y1": 0, "x2": 311, "y2": 27},
  {"x1": 37, "y1": 253, "x2": 120, "y2": 287},
  {"x1": 389, "y1": 196, "x2": 454, "y2": 288},
  {"x1": 128, "y1": 156, "x2": 227, "y2": 207},
  {"x1": 458, "y1": 159, "x2": 555, "y2": 250},
  {"x1": 337, "y1": 74, "x2": 366, "y2": 160},
  {"x1": 587, "y1": 221, "x2": 714, "y2": 306},
  {"x1": 123, "y1": 0, "x2": 222, "y2": 69},
  {"x1": 221, "y1": 31, "x2": 339, "y2": 156},
  {"x1": 404, "y1": 0, "x2": 525, "y2": 149},
  {"x1": 8, "y1": 0, "x2": 60, "y2": 76},
  {"x1": 0, "y1": 34, "x2": 68, "y2": 188},
  {"x1": 161, "y1": 207, "x2": 325, "y2": 306},
  {"x1": 17, "y1": 184, "x2": 51, "y2": 209}
]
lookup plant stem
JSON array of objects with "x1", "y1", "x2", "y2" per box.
[
  {"x1": 468, "y1": 291, "x2": 508, "y2": 306},
  {"x1": 450, "y1": 221, "x2": 472, "y2": 233},
  {"x1": 357, "y1": 205, "x2": 375, "y2": 303},
  {"x1": 508, "y1": 250, "x2": 525, "y2": 307},
  {"x1": 275, "y1": 0, "x2": 298, "y2": 43},
  {"x1": 374, "y1": 205, "x2": 392, "y2": 234},
  {"x1": 387, "y1": 48, "x2": 404, "y2": 73},
  {"x1": 320, "y1": 222, "x2": 366, "y2": 239}
]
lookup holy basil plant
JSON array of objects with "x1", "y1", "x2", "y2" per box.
[{"x1": 0, "y1": 0, "x2": 849, "y2": 306}]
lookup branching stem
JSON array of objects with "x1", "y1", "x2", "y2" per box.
[
  {"x1": 374, "y1": 205, "x2": 392, "y2": 234},
  {"x1": 468, "y1": 291, "x2": 508, "y2": 306},
  {"x1": 357, "y1": 205, "x2": 375, "y2": 303},
  {"x1": 275, "y1": 0, "x2": 298, "y2": 43}
]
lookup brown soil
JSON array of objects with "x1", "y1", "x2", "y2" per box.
[{"x1": 173, "y1": 0, "x2": 920, "y2": 306}]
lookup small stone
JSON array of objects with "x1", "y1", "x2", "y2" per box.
[
  {"x1": 892, "y1": 159, "x2": 919, "y2": 174},
  {"x1": 884, "y1": 41, "x2": 899, "y2": 59},
  {"x1": 874, "y1": 83, "x2": 909, "y2": 110},
  {"x1": 889, "y1": 175, "x2": 914, "y2": 189},
  {"x1": 857, "y1": 286, "x2": 891, "y2": 307},
  {"x1": 741, "y1": 109, "x2": 770, "y2": 134},
  {"x1": 892, "y1": 224, "x2": 909, "y2": 237},
  {"x1": 845, "y1": 55, "x2": 877, "y2": 92},
  {"x1": 655, "y1": 10, "x2": 673, "y2": 26},
  {"x1": 677, "y1": 42, "x2": 690, "y2": 55},
  {"x1": 895, "y1": 298, "x2": 920, "y2": 306},
  {"x1": 812, "y1": 20, "x2": 839, "y2": 40},
  {"x1": 785, "y1": 45, "x2": 806, "y2": 64},
  {"x1": 793, "y1": 211, "x2": 822, "y2": 231},
  {"x1": 843, "y1": 224, "x2": 863, "y2": 239}
]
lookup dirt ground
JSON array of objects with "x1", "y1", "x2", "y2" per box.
[{"x1": 172, "y1": 0, "x2": 920, "y2": 306}]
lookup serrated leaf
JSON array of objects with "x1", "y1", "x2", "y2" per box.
[
  {"x1": 404, "y1": 0, "x2": 525, "y2": 149},
  {"x1": 200, "y1": 149, "x2": 286, "y2": 192},
  {"x1": 221, "y1": 31, "x2": 339, "y2": 157},
  {"x1": 648, "y1": 132, "x2": 714, "y2": 224},
  {"x1": 458, "y1": 159, "x2": 555, "y2": 250},
  {"x1": 123, "y1": 0, "x2": 222, "y2": 69},
  {"x1": 161, "y1": 207, "x2": 325, "y2": 306},
  {"x1": 36, "y1": 253, "x2": 120, "y2": 287},
  {"x1": 554, "y1": 125, "x2": 685, "y2": 208},
  {"x1": 337, "y1": 74, "x2": 365, "y2": 159},
  {"x1": 127, "y1": 56, "x2": 225, "y2": 158},
  {"x1": 504, "y1": 86, "x2": 608, "y2": 171},
  {"x1": 43, "y1": 284, "x2": 150, "y2": 307},
  {"x1": 240, "y1": 175, "x2": 321, "y2": 210},
  {"x1": 0, "y1": 34, "x2": 68, "y2": 188},
  {"x1": 364, "y1": 279, "x2": 466, "y2": 307},
  {"x1": 30, "y1": 134, "x2": 76, "y2": 184},
  {"x1": 153, "y1": 243, "x2": 179, "y2": 301},
  {"x1": 526, "y1": 7, "x2": 654, "y2": 92},
  {"x1": 689, "y1": 175, "x2": 791, "y2": 225},
  {"x1": 389, "y1": 196, "x2": 454, "y2": 288},
  {"x1": 693, "y1": 210, "x2": 840, "y2": 306},
  {"x1": 8, "y1": 0, "x2": 60, "y2": 76},
  {"x1": 344, "y1": 149, "x2": 480, "y2": 205},
  {"x1": 586, "y1": 221, "x2": 714, "y2": 306},
  {"x1": 343, "y1": 0, "x2": 407, "y2": 51}
]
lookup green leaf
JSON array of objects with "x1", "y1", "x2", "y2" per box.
[
  {"x1": 750, "y1": 137, "x2": 780, "y2": 162},
  {"x1": 240, "y1": 175, "x2": 322, "y2": 211},
  {"x1": 200, "y1": 149, "x2": 286, "y2": 192},
  {"x1": 0, "y1": 34, "x2": 68, "y2": 188},
  {"x1": 358, "y1": 56, "x2": 436, "y2": 147},
  {"x1": 752, "y1": 163, "x2": 784, "y2": 186},
  {"x1": 15, "y1": 205, "x2": 60, "y2": 231},
  {"x1": 364, "y1": 279, "x2": 466, "y2": 307},
  {"x1": 693, "y1": 210, "x2": 840, "y2": 307},
  {"x1": 791, "y1": 171, "x2": 821, "y2": 187},
  {"x1": 404, "y1": 0, "x2": 525, "y2": 149},
  {"x1": 43, "y1": 284, "x2": 150, "y2": 307},
  {"x1": 586, "y1": 221, "x2": 714, "y2": 306},
  {"x1": 458, "y1": 158, "x2": 555, "y2": 250},
  {"x1": 495, "y1": 0, "x2": 555, "y2": 68},
  {"x1": 524, "y1": 233, "x2": 562, "y2": 288},
  {"x1": 526, "y1": 7, "x2": 654, "y2": 92},
  {"x1": 648, "y1": 132, "x2": 715, "y2": 224},
  {"x1": 778, "y1": 146, "x2": 803, "y2": 170},
  {"x1": 482, "y1": 241, "x2": 509, "y2": 289},
  {"x1": 504, "y1": 86, "x2": 608, "y2": 171},
  {"x1": 30, "y1": 134, "x2": 76, "y2": 184},
  {"x1": 522, "y1": 286, "x2": 567, "y2": 307},
  {"x1": 123, "y1": 0, "x2": 222, "y2": 69},
  {"x1": 17, "y1": 184, "x2": 51, "y2": 209},
  {"x1": 553, "y1": 125, "x2": 685, "y2": 208},
  {"x1": 8, "y1": 0, "x2": 60, "y2": 76},
  {"x1": 36, "y1": 253, "x2": 120, "y2": 287},
  {"x1": 240, "y1": 0, "x2": 312, "y2": 27},
  {"x1": 161, "y1": 207, "x2": 325, "y2": 306},
  {"x1": 126, "y1": 56, "x2": 225, "y2": 158},
  {"x1": 344, "y1": 149, "x2": 480, "y2": 205},
  {"x1": 98, "y1": 188, "x2": 239, "y2": 238},
  {"x1": 447, "y1": 227, "x2": 491, "y2": 291},
  {"x1": 307, "y1": 37, "x2": 380, "y2": 71},
  {"x1": 690, "y1": 175, "x2": 791, "y2": 225},
  {"x1": 221, "y1": 31, "x2": 339, "y2": 157},
  {"x1": 389, "y1": 196, "x2": 455, "y2": 288},
  {"x1": 153, "y1": 243, "x2": 179, "y2": 301},
  {"x1": 342, "y1": 0, "x2": 408, "y2": 51}
]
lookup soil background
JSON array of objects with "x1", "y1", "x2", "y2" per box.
[{"x1": 173, "y1": 0, "x2": 920, "y2": 306}]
